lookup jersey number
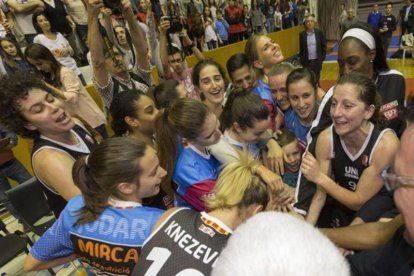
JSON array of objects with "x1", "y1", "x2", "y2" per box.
[{"x1": 144, "y1": 247, "x2": 204, "y2": 276}]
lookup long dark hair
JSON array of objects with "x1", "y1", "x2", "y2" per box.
[
  {"x1": 220, "y1": 88, "x2": 269, "y2": 132},
  {"x1": 110, "y1": 90, "x2": 147, "y2": 136},
  {"x1": 155, "y1": 98, "x2": 211, "y2": 195},
  {"x1": 150, "y1": 79, "x2": 181, "y2": 109},
  {"x1": 32, "y1": 11, "x2": 56, "y2": 34},
  {"x1": 73, "y1": 137, "x2": 148, "y2": 224},
  {"x1": 25, "y1": 43, "x2": 62, "y2": 87},
  {"x1": 0, "y1": 37, "x2": 26, "y2": 73}
]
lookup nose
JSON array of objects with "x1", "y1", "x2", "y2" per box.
[
  {"x1": 159, "y1": 167, "x2": 167, "y2": 178},
  {"x1": 331, "y1": 104, "x2": 342, "y2": 118},
  {"x1": 242, "y1": 80, "x2": 250, "y2": 89},
  {"x1": 298, "y1": 97, "x2": 306, "y2": 108}
]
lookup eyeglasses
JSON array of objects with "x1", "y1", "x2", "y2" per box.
[{"x1": 381, "y1": 171, "x2": 414, "y2": 191}]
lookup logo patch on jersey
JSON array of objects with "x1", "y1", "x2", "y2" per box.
[
  {"x1": 198, "y1": 224, "x2": 216, "y2": 238},
  {"x1": 84, "y1": 134, "x2": 95, "y2": 144},
  {"x1": 344, "y1": 166, "x2": 359, "y2": 180},
  {"x1": 361, "y1": 155, "x2": 369, "y2": 166},
  {"x1": 380, "y1": 100, "x2": 399, "y2": 121}
]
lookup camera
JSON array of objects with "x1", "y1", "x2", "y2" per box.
[
  {"x1": 167, "y1": 4, "x2": 182, "y2": 33},
  {"x1": 103, "y1": 0, "x2": 123, "y2": 15}
]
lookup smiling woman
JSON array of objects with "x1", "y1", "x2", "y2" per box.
[
  {"x1": 0, "y1": 73, "x2": 97, "y2": 217},
  {"x1": 155, "y1": 98, "x2": 222, "y2": 211}
]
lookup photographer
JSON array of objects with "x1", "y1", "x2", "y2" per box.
[
  {"x1": 159, "y1": 16, "x2": 204, "y2": 99},
  {"x1": 88, "y1": 0, "x2": 152, "y2": 109}
]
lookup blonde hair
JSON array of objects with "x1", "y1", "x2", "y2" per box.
[{"x1": 204, "y1": 151, "x2": 268, "y2": 210}]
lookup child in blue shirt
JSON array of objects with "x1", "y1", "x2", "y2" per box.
[{"x1": 215, "y1": 10, "x2": 229, "y2": 46}]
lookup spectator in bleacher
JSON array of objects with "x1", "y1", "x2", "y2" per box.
[
  {"x1": 338, "y1": 3, "x2": 348, "y2": 37},
  {"x1": 225, "y1": 0, "x2": 244, "y2": 44},
  {"x1": 61, "y1": 0, "x2": 88, "y2": 52},
  {"x1": 379, "y1": 2, "x2": 396, "y2": 54},
  {"x1": 263, "y1": 0, "x2": 275, "y2": 33},
  {"x1": 367, "y1": 4, "x2": 382, "y2": 30},
  {"x1": 113, "y1": 25, "x2": 134, "y2": 69},
  {"x1": 0, "y1": 37, "x2": 32, "y2": 74},
  {"x1": 208, "y1": 0, "x2": 218, "y2": 21},
  {"x1": 0, "y1": 124, "x2": 32, "y2": 204},
  {"x1": 159, "y1": 17, "x2": 204, "y2": 99},
  {"x1": 399, "y1": 0, "x2": 414, "y2": 38},
  {"x1": 32, "y1": 12, "x2": 86, "y2": 84},
  {"x1": 226, "y1": 53, "x2": 254, "y2": 90},
  {"x1": 6, "y1": 0, "x2": 44, "y2": 43},
  {"x1": 203, "y1": 6, "x2": 218, "y2": 50},
  {"x1": 88, "y1": 0, "x2": 151, "y2": 109},
  {"x1": 274, "y1": 5, "x2": 282, "y2": 31},
  {"x1": 0, "y1": 73, "x2": 97, "y2": 217},
  {"x1": 299, "y1": 14, "x2": 326, "y2": 84},
  {"x1": 340, "y1": 8, "x2": 358, "y2": 35},
  {"x1": 215, "y1": 10, "x2": 229, "y2": 46},
  {"x1": 25, "y1": 43, "x2": 108, "y2": 139},
  {"x1": 250, "y1": 0, "x2": 264, "y2": 34},
  {"x1": 281, "y1": 0, "x2": 292, "y2": 29}
]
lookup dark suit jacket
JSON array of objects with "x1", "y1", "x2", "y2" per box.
[
  {"x1": 299, "y1": 28, "x2": 327, "y2": 66},
  {"x1": 400, "y1": 4, "x2": 414, "y2": 32}
]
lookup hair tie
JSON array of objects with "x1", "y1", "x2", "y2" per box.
[{"x1": 341, "y1": 28, "x2": 376, "y2": 50}]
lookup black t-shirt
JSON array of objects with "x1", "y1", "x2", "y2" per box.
[
  {"x1": 42, "y1": 0, "x2": 72, "y2": 35},
  {"x1": 347, "y1": 226, "x2": 414, "y2": 276}
]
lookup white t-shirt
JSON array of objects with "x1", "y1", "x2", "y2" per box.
[
  {"x1": 33, "y1": 33, "x2": 81, "y2": 75},
  {"x1": 7, "y1": 0, "x2": 37, "y2": 34},
  {"x1": 205, "y1": 22, "x2": 218, "y2": 42}
]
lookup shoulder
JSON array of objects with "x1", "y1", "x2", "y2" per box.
[
  {"x1": 370, "y1": 129, "x2": 399, "y2": 164},
  {"x1": 378, "y1": 69, "x2": 404, "y2": 78},
  {"x1": 152, "y1": 207, "x2": 188, "y2": 232}
]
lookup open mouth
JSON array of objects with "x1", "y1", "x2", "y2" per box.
[
  {"x1": 209, "y1": 90, "x2": 222, "y2": 96},
  {"x1": 56, "y1": 112, "x2": 68, "y2": 123}
]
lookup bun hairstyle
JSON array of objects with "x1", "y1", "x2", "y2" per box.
[
  {"x1": 205, "y1": 150, "x2": 268, "y2": 210},
  {"x1": 219, "y1": 88, "x2": 269, "y2": 132},
  {"x1": 72, "y1": 137, "x2": 148, "y2": 224}
]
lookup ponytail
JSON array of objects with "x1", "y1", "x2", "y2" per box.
[{"x1": 73, "y1": 156, "x2": 107, "y2": 224}]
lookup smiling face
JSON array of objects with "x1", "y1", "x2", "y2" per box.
[
  {"x1": 230, "y1": 64, "x2": 254, "y2": 90},
  {"x1": 198, "y1": 65, "x2": 225, "y2": 106},
  {"x1": 135, "y1": 146, "x2": 167, "y2": 199},
  {"x1": 18, "y1": 88, "x2": 74, "y2": 136},
  {"x1": 1, "y1": 40, "x2": 17, "y2": 57},
  {"x1": 288, "y1": 79, "x2": 317, "y2": 124},
  {"x1": 268, "y1": 73, "x2": 290, "y2": 111},
  {"x1": 338, "y1": 39, "x2": 374, "y2": 77},
  {"x1": 36, "y1": 15, "x2": 51, "y2": 32},
  {"x1": 393, "y1": 123, "x2": 414, "y2": 244},
  {"x1": 282, "y1": 140, "x2": 301, "y2": 172},
  {"x1": 254, "y1": 36, "x2": 284, "y2": 71},
  {"x1": 235, "y1": 117, "x2": 270, "y2": 144},
  {"x1": 190, "y1": 112, "x2": 221, "y2": 147},
  {"x1": 330, "y1": 83, "x2": 374, "y2": 137}
]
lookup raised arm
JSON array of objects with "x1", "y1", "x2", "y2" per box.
[
  {"x1": 122, "y1": 0, "x2": 150, "y2": 71},
  {"x1": 303, "y1": 130, "x2": 399, "y2": 211},
  {"x1": 159, "y1": 17, "x2": 173, "y2": 79},
  {"x1": 87, "y1": 0, "x2": 109, "y2": 87}
]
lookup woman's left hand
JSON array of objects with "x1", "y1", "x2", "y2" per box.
[{"x1": 300, "y1": 151, "x2": 322, "y2": 184}]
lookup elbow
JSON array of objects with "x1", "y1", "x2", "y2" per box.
[
  {"x1": 348, "y1": 202, "x2": 363, "y2": 211},
  {"x1": 24, "y1": 254, "x2": 38, "y2": 272}
]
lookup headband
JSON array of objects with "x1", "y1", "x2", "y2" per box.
[{"x1": 341, "y1": 28, "x2": 376, "y2": 50}]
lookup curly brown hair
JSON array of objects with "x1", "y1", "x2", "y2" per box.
[{"x1": 0, "y1": 73, "x2": 51, "y2": 138}]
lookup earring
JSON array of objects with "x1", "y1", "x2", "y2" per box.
[{"x1": 370, "y1": 60, "x2": 373, "y2": 63}]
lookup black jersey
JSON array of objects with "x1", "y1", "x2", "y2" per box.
[
  {"x1": 31, "y1": 124, "x2": 96, "y2": 217},
  {"x1": 348, "y1": 226, "x2": 414, "y2": 276},
  {"x1": 133, "y1": 208, "x2": 232, "y2": 276},
  {"x1": 329, "y1": 124, "x2": 388, "y2": 227},
  {"x1": 294, "y1": 69, "x2": 405, "y2": 215}
]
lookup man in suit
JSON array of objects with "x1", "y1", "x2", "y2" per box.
[
  {"x1": 299, "y1": 14, "x2": 326, "y2": 84},
  {"x1": 400, "y1": 0, "x2": 414, "y2": 40}
]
